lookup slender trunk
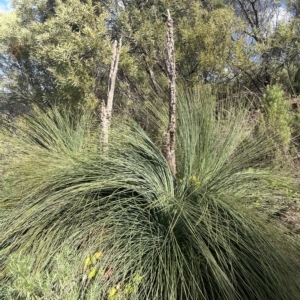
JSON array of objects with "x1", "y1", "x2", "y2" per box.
[
  {"x1": 101, "y1": 37, "x2": 122, "y2": 144},
  {"x1": 162, "y1": 10, "x2": 176, "y2": 175}
]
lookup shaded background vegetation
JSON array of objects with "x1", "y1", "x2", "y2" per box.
[{"x1": 2, "y1": 0, "x2": 300, "y2": 108}]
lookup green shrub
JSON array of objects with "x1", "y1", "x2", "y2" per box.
[
  {"x1": 2, "y1": 250, "x2": 81, "y2": 300},
  {"x1": 261, "y1": 85, "x2": 292, "y2": 149}
]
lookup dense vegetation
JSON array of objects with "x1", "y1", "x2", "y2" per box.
[{"x1": 0, "y1": 0, "x2": 300, "y2": 299}]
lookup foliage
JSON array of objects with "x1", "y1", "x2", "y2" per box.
[
  {"x1": 116, "y1": 0, "x2": 247, "y2": 103},
  {"x1": 3, "y1": 0, "x2": 300, "y2": 113},
  {"x1": 0, "y1": 0, "x2": 250, "y2": 110},
  {"x1": 176, "y1": 3, "x2": 245, "y2": 84},
  {"x1": 227, "y1": 0, "x2": 292, "y2": 92},
  {"x1": 0, "y1": 0, "x2": 114, "y2": 109},
  {"x1": 2, "y1": 250, "x2": 81, "y2": 300},
  {"x1": 0, "y1": 3, "x2": 56, "y2": 109},
  {"x1": 261, "y1": 85, "x2": 292, "y2": 149},
  {"x1": 1, "y1": 89, "x2": 300, "y2": 299},
  {"x1": 2, "y1": 0, "x2": 300, "y2": 112},
  {"x1": 31, "y1": 0, "x2": 113, "y2": 108},
  {"x1": 2, "y1": 249, "x2": 143, "y2": 300}
]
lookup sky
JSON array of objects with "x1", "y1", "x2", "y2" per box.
[
  {"x1": 0, "y1": 0, "x2": 11, "y2": 12},
  {"x1": 271, "y1": 6, "x2": 292, "y2": 28}
]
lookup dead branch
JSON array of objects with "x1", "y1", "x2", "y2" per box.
[{"x1": 101, "y1": 37, "x2": 122, "y2": 144}]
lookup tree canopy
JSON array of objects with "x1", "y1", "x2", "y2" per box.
[{"x1": 2, "y1": 0, "x2": 300, "y2": 112}]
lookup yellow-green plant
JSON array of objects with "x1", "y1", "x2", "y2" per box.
[
  {"x1": 1, "y1": 249, "x2": 82, "y2": 300},
  {"x1": 262, "y1": 84, "x2": 292, "y2": 149}
]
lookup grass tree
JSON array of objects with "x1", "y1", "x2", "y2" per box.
[{"x1": 1, "y1": 88, "x2": 300, "y2": 299}]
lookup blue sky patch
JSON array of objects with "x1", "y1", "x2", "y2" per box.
[{"x1": 0, "y1": 0, "x2": 11, "y2": 12}]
